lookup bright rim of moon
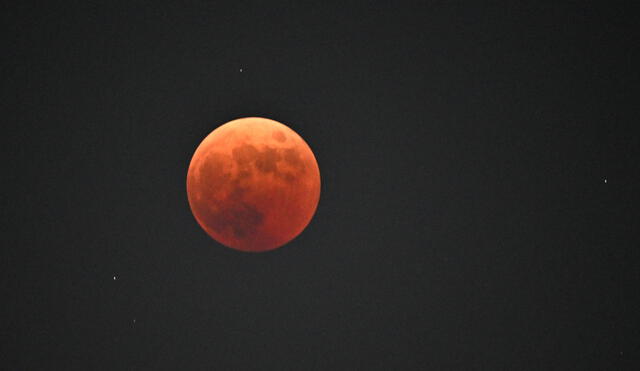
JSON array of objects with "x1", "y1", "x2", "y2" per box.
[{"x1": 186, "y1": 117, "x2": 321, "y2": 252}]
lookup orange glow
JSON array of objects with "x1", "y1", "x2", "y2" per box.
[{"x1": 186, "y1": 117, "x2": 321, "y2": 252}]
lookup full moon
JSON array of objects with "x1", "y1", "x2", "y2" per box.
[{"x1": 186, "y1": 117, "x2": 321, "y2": 252}]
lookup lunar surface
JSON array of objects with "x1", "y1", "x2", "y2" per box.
[{"x1": 186, "y1": 117, "x2": 321, "y2": 252}]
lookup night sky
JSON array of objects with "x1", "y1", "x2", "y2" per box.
[{"x1": 3, "y1": 2, "x2": 639, "y2": 369}]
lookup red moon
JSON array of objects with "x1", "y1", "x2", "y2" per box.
[{"x1": 186, "y1": 117, "x2": 321, "y2": 252}]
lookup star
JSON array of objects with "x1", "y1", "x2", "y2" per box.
[
  {"x1": 113, "y1": 275, "x2": 117, "y2": 280},
  {"x1": 239, "y1": 68, "x2": 243, "y2": 72}
]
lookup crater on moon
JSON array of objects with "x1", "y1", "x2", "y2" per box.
[{"x1": 272, "y1": 130, "x2": 286, "y2": 142}]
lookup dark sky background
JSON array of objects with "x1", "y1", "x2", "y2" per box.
[{"x1": 2, "y1": 1, "x2": 639, "y2": 369}]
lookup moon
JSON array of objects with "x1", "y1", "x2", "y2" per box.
[{"x1": 186, "y1": 117, "x2": 321, "y2": 252}]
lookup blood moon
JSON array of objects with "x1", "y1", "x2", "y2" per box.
[{"x1": 186, "y1": 117, "x2": 320, "y2": 252}]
